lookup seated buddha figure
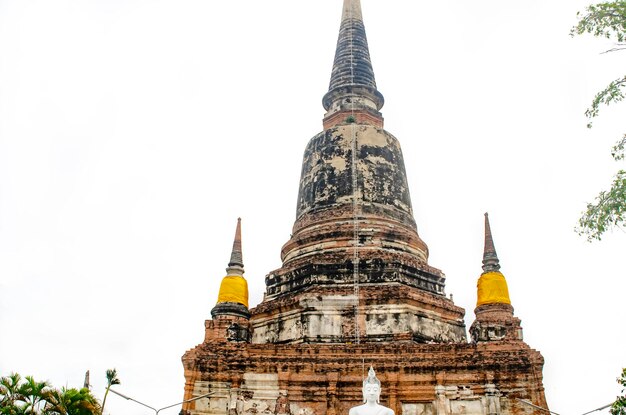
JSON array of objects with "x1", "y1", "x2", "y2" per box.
[{"x1": 349, "y1": 367, "x2": 394, "y2": 415}]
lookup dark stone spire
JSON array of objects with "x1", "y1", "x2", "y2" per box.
[
  {"x1": 482, "y1": 213, "x2": 501, "y2": 273},
  {"x1": 472, "y1": 213, "x2": 519, "y2": 342},
  {"x1": 228, "y1": 217, "x2": 244, "y2": 270},
  {"x1": 212, "y1": 217, "x2": 250, "y2": 320},
  {"x1": 327, "y1": 0, "x2": 375, "y2": 93},
  {"x1": 322, "y1": 0, "x2": 384, "y2": 125}
]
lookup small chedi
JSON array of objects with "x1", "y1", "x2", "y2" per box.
[{"x1": 180, "y1": 1, "x2": 549, "y2": 415}]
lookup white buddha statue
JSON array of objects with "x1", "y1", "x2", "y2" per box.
[{"x1": 349, "y1": 367, "x2": 394, "y2": 415}]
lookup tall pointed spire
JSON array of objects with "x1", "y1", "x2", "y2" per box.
[
  {"x1": 212, "y1": 218, "x2": 249, "y2": 319},
  {"x1": 482, "y1": 213, "x2": 501, "y2": 273},
  {"x1": 327, "y1": 0, "x2": 374, "y2": 93},
  {"x1": 476, "y1": 213, "x2": 511, "y2": 307},
  {"x1": 472, "y1": 214, "x2": 521, "y2": 342},
  {"x1": 322, "y1": 0, "x2": 384, "y2": 128},
  {"x1": 341, "y1": 0, "x2": 363, "y2": 22},
  {"x1": 228, "y1": 217, "x2": 244, "y2": 271}
]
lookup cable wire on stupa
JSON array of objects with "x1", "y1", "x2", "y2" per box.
[
  {"x1": 347, "y1": 0, "x2": 361, "y2": 348},
  {"x1": 326, "y1": 0, "x2": 385, "y2": 375},
  {"x1": 345, "y1": 0, "x2": 364, "y2": 377}
]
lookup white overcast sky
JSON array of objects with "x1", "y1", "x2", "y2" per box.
[{"x1": 0, "y1": 1, "x2": 624, "y2": 415}]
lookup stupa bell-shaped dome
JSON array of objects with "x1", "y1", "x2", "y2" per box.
[
  {"x1": 253, "y1": 0, "x2": 466, "y2": 345},
  {"x1": 268, "y1": 0, "x2": 441, "y2": 300}
]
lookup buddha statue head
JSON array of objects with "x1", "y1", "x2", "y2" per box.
[{"x1": 362, "y1": 367, "x2": 382, "y2": 404}]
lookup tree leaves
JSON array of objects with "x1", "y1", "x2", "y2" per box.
[
  {"x1": 572, "y1": 2, "x2": 626, "y2": 241},
  {"x1": 577, "y1": 170, "x2": 626, "y2": 241},
  {"x1": 610, "y1": 368, "x2": 626, "y2": 415},
  {"x1": 585, "y1": 76, "x2": 626, "y2": 126},
  {"x1": 45, "y1": 388, "x2": 101, "y2": 415},
  {"x1": 611, "y1": 134, "x2": 626, "y2": 161},
  {"x1": 103, "y1": 371, "x2": 119, "y2": 388},
  {"x1": 571, "y1": 2, "x2": 626, "y2": 42},
  {"x1": 0, "y1": 374, "x2": 100, "y2": 415}
]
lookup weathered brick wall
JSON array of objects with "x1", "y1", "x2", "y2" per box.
[{"x1": 181, "y1": 340, "x2": 547, "y2": 415}]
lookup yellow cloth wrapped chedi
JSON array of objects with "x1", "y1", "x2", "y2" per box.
[
  {"x1": 477, "y1": 213, "x2": 512, "y2": 307},
  {"x1": 476, "y1": 271, "x2": 511, "y2": 306},
  {"x1": 217, "y1": 275, "x2": 249, "y2": 308},
  {"x1": 211, "y1": 218, "x2": 251, "y2": 319}
]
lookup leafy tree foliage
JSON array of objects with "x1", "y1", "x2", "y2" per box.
[
  {"x1": 0, "y1": 374, "x2": 100, "y2": 415},
  {"x1": 572, "y1": 2, "x2": 626, "y2": 42},
  {"x1": 45, "y1": 388, "x2": 100, "y2": 415},
  {"x1": 611, "y1": 368, "x2": 626, "y2": 415},
  {"x1": 0, "y1": 373, "x2": 26, "y2": 412},
  {"x1": 578, "y1": 169, "x2": 626, "y2": 240},
  {"x1": 19, "y1": 376, "x2": 51, "y2": 414},
  {"x1": 572, "y1": 1, "x2": 626, "y2": 241}
]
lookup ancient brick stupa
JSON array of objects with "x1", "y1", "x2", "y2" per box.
[{"x1": 181, "y1": 1, "x2": 549, "y2": 414}]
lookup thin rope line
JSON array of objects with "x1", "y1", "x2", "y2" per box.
[
  {"x1": 346, "y1": 0, "x2": 364, "y2": 378},
  {"x1": 348, "y1": 0, "x2": 361, "y2": 350}
]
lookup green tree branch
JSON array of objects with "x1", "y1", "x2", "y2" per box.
[
  {"x1": 585, "y1": 76, "x2": 626, "y2": 126},
  {"x1": 610, "y1": 368, "x2": 626, "y2": 415},
  {"x1": 571, "y1": 2, "x2": 626, "y2": 42},
  {"x1": 577, "y1": 170, "x2": 626, "y2": 240},
  {"x1": 572, "y1": 1, "x2": 626, "y2": 240}
]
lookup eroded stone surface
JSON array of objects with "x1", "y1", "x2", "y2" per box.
[
  {"x1": 181, "y1": 341, "x2": 547, "y2": 415},
  {"x1": 251, "y1": 285, "x2": 465, "y2": 344},
  {"x1": 470, "y1": 304, "x2": 523, "y2": 343}
]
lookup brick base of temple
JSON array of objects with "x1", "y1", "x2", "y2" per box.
[{"x1": 181, "y1": 337, "x2": 547, "y2": 415}]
